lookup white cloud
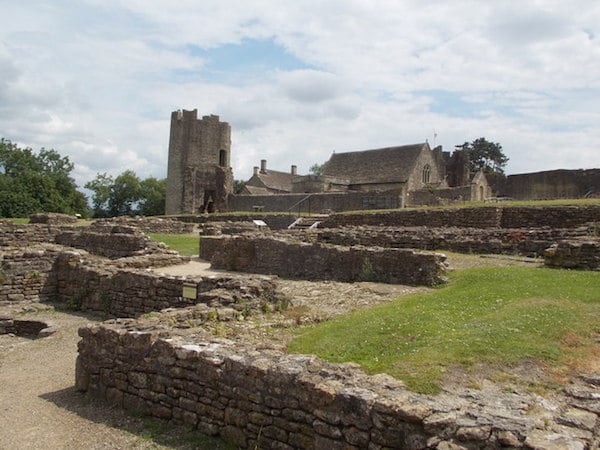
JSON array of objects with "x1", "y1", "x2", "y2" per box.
[{"x1": 1, "y1": 0, "x2": 599, "y2": 197}]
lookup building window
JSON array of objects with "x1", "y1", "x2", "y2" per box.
[
  {"x1": 422, "y1": 164, "x2": 431, "y2": 184},
  {"x1": 219, "y1": 150, "x2": 226, "y2": 167}
]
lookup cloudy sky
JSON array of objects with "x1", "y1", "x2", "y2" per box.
[{"x1": 2, "y1": 1, "x2": 599, "y2": 188}]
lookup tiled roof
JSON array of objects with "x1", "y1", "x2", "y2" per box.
[
  {"x1": 246, "y1": 170, "x2": 294, "y2": 193},
  {"x1": 322, "y1": 143, "x2": 428, "y2": 185}
]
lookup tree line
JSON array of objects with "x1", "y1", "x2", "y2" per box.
[
  {"x1": 0, "y1": 136, "x2": 509, "y2": 218},
  {"x1": 0, "y1": 138, "x2": 166, "y2": 218}
]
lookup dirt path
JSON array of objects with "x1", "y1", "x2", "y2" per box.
[{"x1": 0, "y1": 310, "x2": 221, "y2": 450}]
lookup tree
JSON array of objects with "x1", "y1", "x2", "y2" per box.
[
  {"x1": 85, "y1": 170, "x2": 167, "y2": 217},
  {"x1": 108, "y1": 170, "x2": 141, "y2": 217},
  {"x1": 233, "y1": 179, "x2": 246, "y2": 194},
  {"x1": 309, "y1": 163, "x2": 325, "y2": 176},
  {"x1": 84, "y1": 173, "x2": 114, "y2": 217},
  {"x1": 138, "y1": 177, "x2": 166, "y2": 216},
  {"x1": 0, "y1": 138, "x2": 88, "y2": 217},
  {"x1": 455, "y1": 137, "x2": 509, "y2": 175}
]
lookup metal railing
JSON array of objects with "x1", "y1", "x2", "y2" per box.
[{"x1": 287, "y1": 194, "x2": 313, "y2": 217}]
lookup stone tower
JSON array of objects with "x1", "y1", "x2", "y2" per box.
[{"x1": 165, "y1": 109, "x2": 233, "y2": 215}]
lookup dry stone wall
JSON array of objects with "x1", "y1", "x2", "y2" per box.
[
  {"x1": 313, "y1": 226, "x2": 592, "y2": 257},
  {"x1": 201, "y1": 235, "x2": 446, "y2": 286},
  {"x1": 93, "y1": 217, "x2": 196, "y2": 234},
  {"x1": 76, "y1": 322, "x2": 600, "y2": 450},
  {"x1": 55, "y1": 225, "x2": 161, "y2": 259},
  {"x1": 0, "y1": 222, "x2": 65, "y2": 246},
  {"x1": 323, "y1": 205, "x2": 600, "y2": 229},
  {"x1": 52, "y1": 251, "x2": 283, "y2": 318},
  {"x1": 544, "y1": 240, "x2": 600, "y2": 270},
  {"x1": 0, "y1": 246, "x2": 58, "y2": 305}
]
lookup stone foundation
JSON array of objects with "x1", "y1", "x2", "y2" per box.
[
  {"x1": 544, "y1": 240, "x2": 600, "y2": 270},
  {"x1": 323, "y1": 205, "x2": 600, "y2": 229},
  {"x1": 200, "y1": 235, "x2": 447, "y2": 286},
  {"x1": 312, "y1": 226, "x2": 592, "y2": 257},
  {"x1": 76, "y1": 321, "x2": 600, "y2": 449}
]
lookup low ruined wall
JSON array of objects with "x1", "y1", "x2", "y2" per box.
[
  {"x1": 0, "y1": 246, "x2": 58, "y2": 304},
  {"x1": 53, "y1": 251, "x2": 282, "y2": 318},
  {"x1": 500, "y1": 205, "x2": 600, "y2": 228},
  {"x1": 544, "y1": 240, "x2": 600, "y2": 270},
  {"x1": 324, "y1": 205, "x2": 600, "y2": 229},
  {"x1": 172, "y1": 214, "x2": 298, "y2": 230},
  {"x1": 93, "y1": 217, "x2": 196, "y2": 234},
  {"x1": 55, "y1": 226, "x2": 156, "y2": 259},
  {"x1": 324, "y1": 207, "x2": 503, "y2": 228},
  {"x1": 76, "y1": 323, "x2": 598, "y2": 449},
  {"x1": 201, "y1": 235, "x2": 446, "y2": 286},
  {"x1": 313, "y1": 226, "x2": 592, "y2": 257},
  {"x1": 29, "y1": 212, "x2": 79, "y2": 224},
  {"x1": 0, "y1": 223, "x2": 65, "y2": 247}
]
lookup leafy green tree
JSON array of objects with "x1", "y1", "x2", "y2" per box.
[
  {"x1": 85, "y1": 171, "x2": 166, "y2": 217},
  {"x1": 309, "y1": 163, "x2": 325, "y2": 176},
  {"x1": 84, "y1": 173, "x2": 114, "y2": 217},
  {"x1": 108, "y1": 170, "x2": 142, "y2": 217},
  {"x1": 455, "y1": 137, "x2": 509, "y2": 175},
  {"x1": 233, "y1": 179, "x2": 246, "y2": 194},
  {"x1": 0, "y1": 138, "x2": 88, "y2": 217},
  {"x1": 138, "y1": 177, "x2": 166, "y2": 216}
]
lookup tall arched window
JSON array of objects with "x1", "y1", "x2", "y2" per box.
[
  {"x1": 422, "y1": 164, "x2": 431, "y2": 184},
  {"x1": 219, "y1": 150, "x2": 226, "y2": 167}
]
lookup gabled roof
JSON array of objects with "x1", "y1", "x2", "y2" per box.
[
  {"x1": 242, "y1": 185, "x2": 271, "y2": 195},
  {"x1": 322, "y1": 143, "x2": 429, "y2": 185},
  {"x1": 246, "y1": 169, "x2": 294, "y2": 193}
]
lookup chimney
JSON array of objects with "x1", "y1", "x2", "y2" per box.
[
  {"x1": 291, "y1": 165, "x2": 297, "y2": 176},
  {"x1": 253, "y1": 166, "x2": 259, "y2": 176},
  {"x1": 260, "y1": 159, "x2": 267, "y2": 173}
]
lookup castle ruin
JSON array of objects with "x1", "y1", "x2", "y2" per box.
[{"x1": 165, "y1": 110, "x2": 233, "y2": 215}]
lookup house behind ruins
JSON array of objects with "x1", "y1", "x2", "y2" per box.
[{"x1": 165, "y1": 108, "x2": 596, "y2": 214}]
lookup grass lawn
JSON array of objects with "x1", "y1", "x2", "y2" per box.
[
  {"x1": 148, "y1": 233, "x2": 199, "y2": 256},
  {"x1": 287, "y1": 267, "x2": 600, "y2": 394}
]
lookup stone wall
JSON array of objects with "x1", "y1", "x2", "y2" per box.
[
  {"x1": 228, "y1": 191, "x2": 400, "y2": 214},
  {"x1": 76, "y1": 322, "x2": 599, "y2": 449},
  {"x1": 201, "y1": 235, "x2": 446, "y2": 286},
  {"x1": 544, "y1": 240, "x2": 600, "y2": 270},
  {"x1": 493, "y1": 168, "x2": 600, "y2": 200},
  {"x1": 93, "y1": 217, "x2": 195, "y2": 234},
  {"x1": 172, "y1": 214, "x2": 298, "y2": 230},
  {"x1": 499, "y1": 205, "x2": 600, "y2": 228},
  {"x1": 55, "y1": 225, "x2": 159, "y2": 259},
  {"x1": 52, "y1": 251, "x2": 283, "y2": 318},
  {"x1": 407, "y1": 186, "x2": 472, "y2": 207},
  {"x1": 0, "y1": 246, "x2": 58, "y2": 305},
  {"x1": 0, "y1": 222, "x2": 65, "y2": 247},
  {"x1": 313, "y1": 226, "x2": 592, "y2": 257},
  {"x1": 323, "y1": 205, "x2": 600, "y2": 229},
  {"x1": 29, "y1": 212, "x2": 79, "y2": 224},
  {"x1": 324, "y1": 207, "x2": 503, "y2": 228}
]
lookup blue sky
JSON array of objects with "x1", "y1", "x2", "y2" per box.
[{"x1": 1, "y1": 0, "x2": 599, "y2": 188}]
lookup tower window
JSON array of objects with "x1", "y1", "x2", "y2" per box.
[
  {"x1": 422, "y1": 164, "x2": 431, "y2": 184},
  {"x1": 219, "y1": 150, "x2": 226, "y2": 167}
]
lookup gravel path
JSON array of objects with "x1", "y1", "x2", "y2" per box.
[{"x1": 0, "y1": 310, "x2": 224, "y2": 450}]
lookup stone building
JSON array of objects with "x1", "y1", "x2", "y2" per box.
[
  {"x1": 165, "y1": 110, "x2": 233, "y2": 215},
  {"x1": 241, "y1": 160, "x2": 298, "y2": 195},
  {"x1": 239, "y1": 142, "x2": 489, "y2": 208}
]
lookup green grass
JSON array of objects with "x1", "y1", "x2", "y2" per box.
[
  {"x1": 148, "y1": 233, "x2": 199, "y2": 256},
  {"x1": 287, "y1": 267, "x2": 600, "y2": 394}
]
